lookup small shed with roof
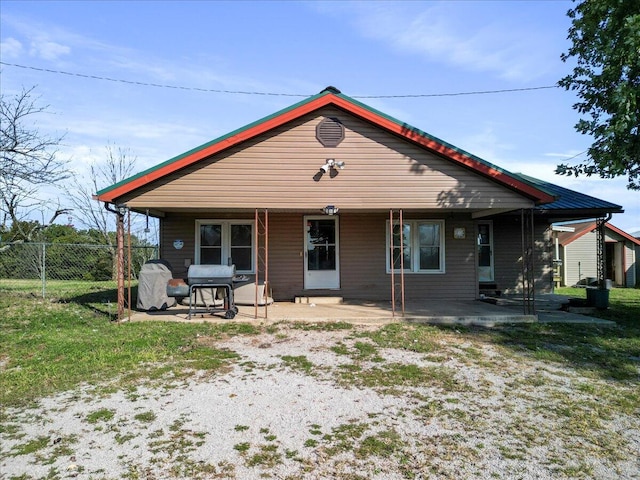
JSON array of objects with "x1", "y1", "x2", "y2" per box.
[{"x1": 556, "y1": 221, "x2": 640, "y2": 288}]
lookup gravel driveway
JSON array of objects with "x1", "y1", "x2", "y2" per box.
[{"x1": 2, "y1": 322, "x2": 638, "y2": 479}]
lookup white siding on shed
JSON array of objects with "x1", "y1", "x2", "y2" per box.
[{"x1": 563, "y1": 231, "x2": 597, "y2": 286}]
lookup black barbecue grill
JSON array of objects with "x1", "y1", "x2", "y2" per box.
[{"x1": 186, "y1": 264, "x2": 244, "y2": 319}]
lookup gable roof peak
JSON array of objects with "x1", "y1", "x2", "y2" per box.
[
  {"x1": 321, "y1": 86, "x2": 341, "y2": 95},
  {"x1": 95, "y1": 87, "x2": 556, "y2": 204}
]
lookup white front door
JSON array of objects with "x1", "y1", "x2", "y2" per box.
[
  {"x1": 304, "y1": 216, "x2": 340, "y2": 289},
  {"x1": 477, "y1": 221, "x2": 494, "y2": 283}
]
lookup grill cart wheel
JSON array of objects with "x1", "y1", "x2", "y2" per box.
[{"x1": 225, "y1": 310, "x2": 236, "y2": 319}]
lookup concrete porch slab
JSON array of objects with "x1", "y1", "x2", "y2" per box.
[{"x1": 126, "y1": 298, "x2": 537, "y2": 326}]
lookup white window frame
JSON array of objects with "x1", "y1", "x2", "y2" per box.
[
  {"x1": 385, "y1": 219, "x2": 445, "y2": 274},
  {"x1": 195, "y1": 219, "x2": 255, "y2": 273}
]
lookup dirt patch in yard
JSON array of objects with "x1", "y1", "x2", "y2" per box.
[{"x1": 1, "y1": 322, "x2": 638, "y2": 479}]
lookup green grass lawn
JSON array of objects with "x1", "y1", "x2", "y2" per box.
[
  {"x1": 0, "y1": 281, "x2": 258, "y2": 407},
  {"x1": 555, "y1": 286, "x2": 640, "y2": 324},
  {"x1": 478, "y1": 287, "x2": 640, "y2": 381},
  {"x1": 1, "y1": 281, "x2": 638, "y2": 408}
]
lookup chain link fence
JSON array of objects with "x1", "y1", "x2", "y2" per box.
[{"x1": 0, "y1": 242, "x2": 158, "y2": 298}]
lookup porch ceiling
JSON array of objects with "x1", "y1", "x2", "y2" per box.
[{"x1": 128, "y1": 205, "x2": 527, "y2": 218}]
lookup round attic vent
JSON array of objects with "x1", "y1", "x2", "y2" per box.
[{"x1": 316, "y1": 117, "x2": 344, "y2": 147}]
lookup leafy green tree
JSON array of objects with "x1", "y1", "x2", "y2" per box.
[{"x1": 557, "y1": 0, "x2": 640, "y2": 189}]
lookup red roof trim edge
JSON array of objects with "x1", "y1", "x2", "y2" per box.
[{"x1": 560, "y1": 222, "x2": 640, "y2": 246}]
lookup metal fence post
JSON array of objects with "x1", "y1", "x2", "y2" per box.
[{"x1": 41, "y1": 243, "x2": 46, "y2": 299}]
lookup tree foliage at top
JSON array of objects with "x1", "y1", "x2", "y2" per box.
[{"x1": 557, "y1": 0, "x2": 640, "y2": 189}]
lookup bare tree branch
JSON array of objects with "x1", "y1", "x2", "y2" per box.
[
  {"x1": 0, "y1": 86, "x2": 68, "y2": 184},
  {"x1": 0, "y1": 86, "x2": 69, "y2": 239},
  {"x1": 64, "y1": 143, "x2": 138, "y2": 246}
]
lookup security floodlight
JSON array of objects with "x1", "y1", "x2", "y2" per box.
[
  {"x1": 322, "y1": 205, "x2": 339, "y2": 215},
  {"x1": 319, "y1": 158, "x2": 345, "y2": 174}
]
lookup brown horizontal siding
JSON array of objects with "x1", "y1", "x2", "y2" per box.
[
  {"x1": 123, "y1": 107, "x2": 533, "y2": 211},
  {"x1": 264, "y1": 213, "x2": 304, "y2": 299},
  {"x1": 493, "y1": 218, "x2": 553, "y2": 294},
  {"x1": 160, "y1": 212, "x2": 256, "y2": 279},
  {"x1": 159, "y1": 211, "x2": 478, "y2": 301}
]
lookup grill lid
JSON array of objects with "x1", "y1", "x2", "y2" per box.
[{"x1": 187, "y1": 264, "x2": 236, "y2": 284}]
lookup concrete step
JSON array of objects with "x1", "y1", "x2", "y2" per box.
[{"x1": 294, "y1": 296, "x2": 343, "y2": 305}]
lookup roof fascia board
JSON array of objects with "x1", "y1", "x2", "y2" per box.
[
  {"x1": 606, "y1": 223, "x2": 640, "y2": 245},
  {"x1": 560, "y1": 222, "x2": 595, "y2": 245},
  {"x1": 561, "y1": 222, "x2": 640, "y2": 246}
]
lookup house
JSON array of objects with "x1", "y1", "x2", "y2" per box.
[
  {"x1": 555, "y1": 221, "x2": 640, "y2": 287},
  {"x1": 95, "y1": 86, "x2": 624, "y2": 306}
]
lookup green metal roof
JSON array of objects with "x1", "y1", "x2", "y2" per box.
[{"x1": 519, "y1": 174, "x2": 623, "y2": 212}]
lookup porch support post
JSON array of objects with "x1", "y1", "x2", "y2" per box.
[
  {"x1": 255, "y1": 208, "x2": 269, "y2": 319},
  {"x1": 104, "y1": 202, "x2": 126, "y2": 321},
  {"x1": 127, "y1": 209, "x2": 132, "y2": 321},
  {"x1": 399, "y1": 209, "x2": 405, "y2": 316},
  {"x1": 389, "y1": 209, "x2": 405, "y2": 318},
  {"x1": 116, "y1": 209, "x2": 125, "y2": 321},
  {"x1": 390, "y1": 209, "x2": 395, "y2": 317},
  {"x1": 520, "y1": 208, "x2": 535, "y2": 315}
]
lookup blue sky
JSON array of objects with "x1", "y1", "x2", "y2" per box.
[{"x1": 1, "y1": 0, "x2": 638, "y2": 234}]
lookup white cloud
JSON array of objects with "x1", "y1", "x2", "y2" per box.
[
  {"x1": 29, "y1": 39, "x2": 71, "y2": 61},
  {"x1": 544, "y1": 151, "x2": 587, "y2": 160},
  {"x1": 0, "y1": 37, "x2": 23, "y2": 58},
  {"x1": 330, "y1": 1, "x2": 558, "y2": 82}
]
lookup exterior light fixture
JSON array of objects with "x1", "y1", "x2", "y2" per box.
[
  {"x1": 319, "y1": 158, "x2": 345, "y2": 174},
  {"x1": 322, "y1": 205, "x2": 339, "y2": 215}
]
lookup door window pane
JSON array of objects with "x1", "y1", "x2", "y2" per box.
[
  {"x1": 201, "y1": 225, "x2": 221, "y2": 246},
  {"x1": 479, "y1": 246, "x2": 491, "y2": 267},
  {"x1": 231, "y1": 224, "x2": 252, "y2": 246},
  {"x1": 200, "y1": 225, "x2": 222, "y2": 265},
  {"x1": 308, "y1": 245, "x2": 336, "y2": 271},
  {"x1": 307, "y1": 220, "x2": 336, "y2": 271},
  {"x1": 308, "y1": 220, "x2": 335, "y2": 246},
  {"x1": 230, "y1": 224, "x2": 252, "y2": 270},
  {"x1": 478, "y1": 224, "x2": 490, "y2": 245},
  {"x1": 201, "y1": 248, "x2": 222, "y2": 265},
  {"x1": 231, "y1": 247, "x2": 252, "y2": 271},
  {"x1": 197, "y1": 222, "x2": 254, "y2": 271}
]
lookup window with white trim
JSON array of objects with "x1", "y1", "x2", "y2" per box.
[
  {"x1": 386, "y1": 220, "x2": 445, "y2": 273},
  {"x1": 196, "y1": 220, "x2": 254, "y2": 272}
]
